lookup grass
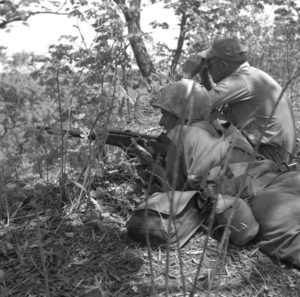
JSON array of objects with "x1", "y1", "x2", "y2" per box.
[{"x1": 1, "y1": 106, "x2": 300, "y2": 297}]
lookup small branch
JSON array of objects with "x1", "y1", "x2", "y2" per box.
[
  {"x1": 37, "y1": 222, "x2": 51, "y2": 297},
  {"x1": 0, "y1": 11, "x2": 69, "y2": 29},
  {"x1": 56, "y1": 70, "x2": 65, "y2": 177}
]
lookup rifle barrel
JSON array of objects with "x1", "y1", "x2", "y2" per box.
[{"x1": 36, "y1": 126, "x2": 167, "y2": 157}]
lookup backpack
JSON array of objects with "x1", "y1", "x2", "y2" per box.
[{"x1": 126, "y1": 191, "x2": 209, "y2": 248}]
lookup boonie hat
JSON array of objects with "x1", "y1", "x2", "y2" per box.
[
  {"x1": 151, "y1": 79, "x2": 211, "y2": 123},
  {"x1": 199, "y1": 37, "x2": 247, "y2": 62},
  {"x1": 182, "y1": 37, "x2": 247, "y2": 75}
]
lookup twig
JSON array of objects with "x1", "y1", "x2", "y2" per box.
[
  {"x1": 0, "y1": 11, "x2": 69, "y2": 29},
  {"x1": 56, "y1": 70, "x2": 65, "y2": 178},
  {"x1": 144, "y1": 160, "x2": 159, "y2": 296},
  {"x1": 207, "y1": 224, "x2": 230, "y2": 296},
  {"x1": 10, "y1": 209, "x2": 54, "y2": 221},
  {"x1": 37, "y1": 222, "x2": 51, "y2": 297},
  {"x1": 189, "y1": 199, "x2": 218, "y2": 297}
]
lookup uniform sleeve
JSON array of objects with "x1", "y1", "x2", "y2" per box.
[
  {"x1": 166, "y1": 124, "x2": 229, "y2": 190},
  {"x1": 209, "y1": 75, "x2": 250, "y2": 108}
]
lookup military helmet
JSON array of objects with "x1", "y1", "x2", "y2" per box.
[{"x1": 151, "y1": 79, "x2": 211, "y2": 123}]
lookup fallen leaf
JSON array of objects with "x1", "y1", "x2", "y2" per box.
[{"x1": 65, "y1": 232, "x2": 75, "y2": 238}]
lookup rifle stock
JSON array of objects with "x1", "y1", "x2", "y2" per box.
[{"x1": 36, "y1": 126, "x2": 167, "y2": 160}]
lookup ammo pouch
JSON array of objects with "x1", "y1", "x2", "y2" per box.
[{"x1": 126, "y1": 191, "x2": 209, "y2": 248}]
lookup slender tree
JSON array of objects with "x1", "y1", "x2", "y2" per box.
[{"x1": 113, "y1": 0, "x2": 155, "y2": 78}]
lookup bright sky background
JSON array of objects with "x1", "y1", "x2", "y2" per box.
[{"x1": 0, "y1": 2, "x2": 179, "y2": 55}]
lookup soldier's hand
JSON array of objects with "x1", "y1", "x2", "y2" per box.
[
  {"x1": 182, "y1": 57, "x2": 213, "y2": 90},
  {"x1": 182, "y1": 55, "x2": 206, "y2": 77}
]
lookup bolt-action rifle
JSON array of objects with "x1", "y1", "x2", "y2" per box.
[{"x1": 36, "y1": 126, "x2": 168, "y2": 165}]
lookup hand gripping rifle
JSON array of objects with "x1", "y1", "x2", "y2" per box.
[{"x1": 36, "y1": 126, "x2": 168, "y2": 165}]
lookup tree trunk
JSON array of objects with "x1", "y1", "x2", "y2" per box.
[
  {"x1": 170, "y1": 12, "x2": 187, "y2": 78},
  {"x1": 114, "y1": 0, "x2": 155, "y2": 78}
]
